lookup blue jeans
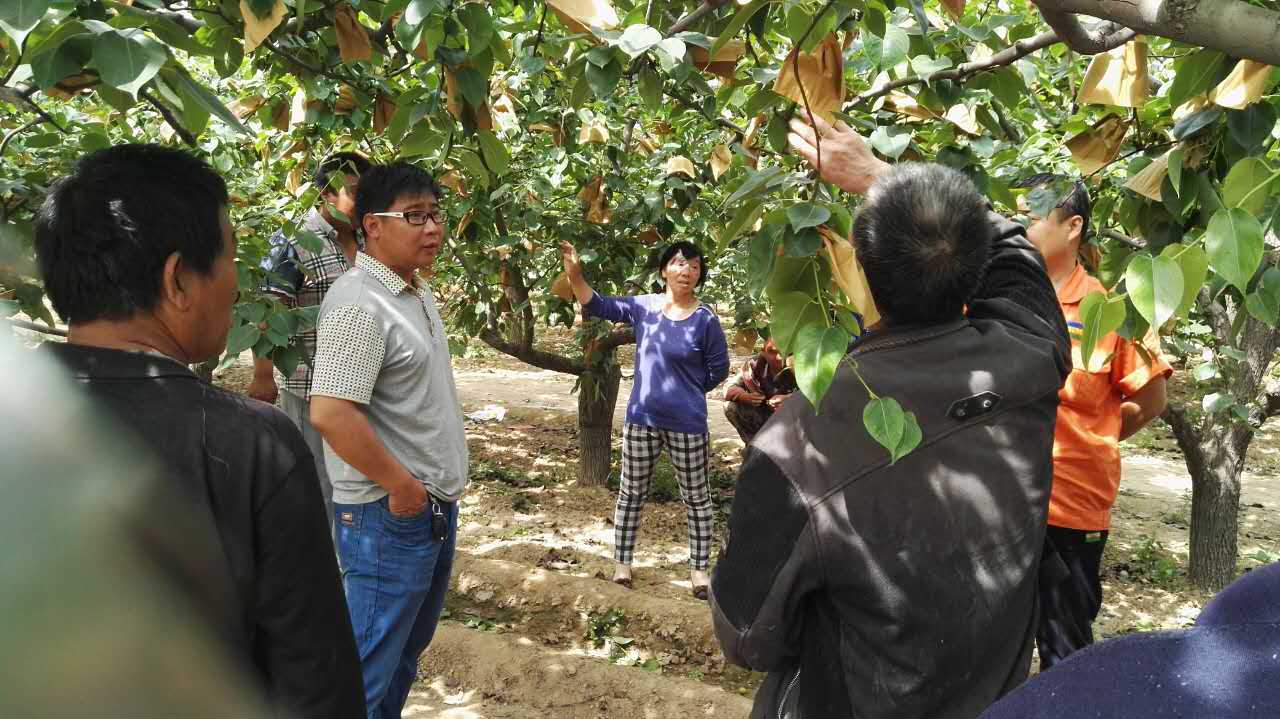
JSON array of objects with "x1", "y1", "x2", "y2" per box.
[{"x1": 335, "y1": 495, "x2": 457, "y2": 719}]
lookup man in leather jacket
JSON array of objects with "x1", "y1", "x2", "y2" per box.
[{"x1": 710, "y1": 117, "x2": 1071, "y2": 718}]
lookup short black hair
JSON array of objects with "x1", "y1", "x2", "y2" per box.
[
  {"x1": 657, "y1": 241, "x2": 708, "y2": 287},
  {"x1": 354, "y1": 161, "x2": 441, "y2": 230},
  {"x1": 853, "y1": 163, "x2": 993, "y2": 325},
  {"x1": 1015, "y1": 172, "x2": 1091, "y2": 242},
  {"x1": 34, "y1": 144, "x2": 229, "y2": 324},
  {"x1": 314, "y1": 151, "x2": 371, "y2": 193}
]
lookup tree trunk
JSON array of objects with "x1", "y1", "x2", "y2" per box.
[
  {"x1": 1188, "y1": 433, "x2": 1242, "y2": 590},
  {"x1": 577, "y1": 345, "x2": 622, "y2": 487}
]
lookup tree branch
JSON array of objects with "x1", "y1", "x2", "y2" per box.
[
  {"x1": 851, "y1": 30, "x2": 1065, "y2": 104},
  {"x1": 1045, "y1": 0, "x2": 1280, "y2": 66},
  {"x1": 479, "y1": 328, "x2": 586, "y2": 375},
  {"x1": 667, "y1": 0, "x2": 732, "y2": 35},
  {"x1": 596, "y1": 328, "x2": 636, "y2": 352},
  {"x1": 1102, "y1": 228, "x2": 1148, "y2": 250},
  {"x1": 1032, "y1": 7, "x2": 1139, "y2": 54},
  {"x1": 0, "y1": 118, "x2": 44, "y2": 160},
  {"x1": 139, "y1": 87, "x2": 197, "y2": 146},
  {"x1": 0, "y1": 84, "x2": 69, "y2": 133}
]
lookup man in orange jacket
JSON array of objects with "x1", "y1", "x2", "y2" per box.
[{"x1": 1022, "y1": 178, "x2": 1172, "y2": 669}]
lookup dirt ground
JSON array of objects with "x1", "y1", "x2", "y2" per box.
[{"x1": 207, "y1": 327, "x2": 1279, "y2": 716}]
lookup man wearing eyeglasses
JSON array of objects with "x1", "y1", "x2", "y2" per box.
[{"x1": 309, "y1": 162, "x2": 468, "y2": 717}]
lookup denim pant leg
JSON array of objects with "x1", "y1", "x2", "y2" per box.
[
  {"x1": 280, "y1": 389, "x2": 335, "y2": 542},
  {"x1": 335, "y1": 496, "x2": 453, "y2": 718},
  {"x1": 377, "y1": 501, "x2": 457, "y2": 719}
]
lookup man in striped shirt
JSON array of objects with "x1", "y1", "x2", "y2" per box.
[{"x1": 250, "y1": 152, "x2": 372, "y2": 538}]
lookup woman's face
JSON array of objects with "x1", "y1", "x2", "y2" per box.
[{"x1": 662, "y1": 251, "x2": 701, "y2": 294}]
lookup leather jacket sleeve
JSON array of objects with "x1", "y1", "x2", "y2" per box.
[
  {"x1": 968, "y1": 212, "x2": 1071, "y2": 382},
  {"x1": 710, "y1": 449, "x2": 821, "y2": 671}
]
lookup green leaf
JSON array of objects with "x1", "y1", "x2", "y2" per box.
[
  {"x1": 0, "y1": 0, "x2": 51, "y2": 46},
  {"x1": 272, "y1": 345, "x2": 303, "y2": 378},
  {"x1": 787, "y1": 203, "x2": 830, "y2": 233},
  {"x1": 1227, "y1": 102, "x2": 1278, "y2": 152},
  {"x1": 655, "y1": 38, "x2": 686, "y2": 70},
  {"x1": 477, "y1": 130, "x2": 509, "y2": 175},
  {"x1": 638, "y1": 66, "x2": 662, "y2": 110},
  {"x1": 1202, "y1": 392, "x2": 1232, "y2": 414},
  {"x1": 865, "y1": 24, "x2": 909, "y2": 70},
  {"x1": 869, "y1": 126, "x2": 911, "y2": 159},
  {"x1": 891, "y1": 411, "x2": 922, "y2": 464},
  {"x1": 767, "y1": 113, "x2": 789, "y2": 154},
  {"x1": 585, "y1": 58, "x2": 622, "y2": 97},
  {"x1": 747, "y1": 225, "x2": 780, "y2": 298},
  {"x1": 1193, "y1": 363, "x2": 1218, "y2": 382},
  {"x1": 457, "y1": 148, "x2": 489, "y2": 186},
  {"x1": 1223, "y1": 157, "x2": 1276, "y2": 217},
  {"x1": 725, "y1": 165, "x2": 786, "y2": 206},
  {"x1": 710, "y1": 0, "x2": 767, "y2": 57},
  {"x1": 1244, "y1": 267, "x2": 1280, "y2": 327},
  {"x1": 783, "y1": 227, "x2": 821, "y2": 257},
  {"x1": 910, "y1": 55, "x2": 952, "y2": 76},
  {"x1": 1171, "y1": 106, "x2": 1224, "y2": 141},
  {"x1": 769, "y1": 290, "x2": 825, "y2": 355},
  {"x1": 1161, "y1": 243, "x2": 1210, "y2": 320},
  {"x1": 1078, "y1": 291, "x2": 1127, "y2": 372},
  {"x1": 31, "y1": 39, "x2": 87, "y2": 89},
  {"x1": 720, "y1": 200, "x2": 763, "y2": 250},
  {"x1": 90, "y1": 28, "x2": 167, "y2": 98},
  {"x1": 863, "y1": 397, "x2": 906, "y2": 459},
  {"x1": 794, "y1": 324, "x2": 851, "y2": 412},
  {"x1": 1205, "y1": 208, "x2": 1265, "y2": 292},
  {"x1": 1167, "y1": 147, "x2": 1184, "y2": 196},
  {"x1": 457, "y1": 3, "x2": 493, "y2": 56},
  {"x1": 1125, "y1": 254, "x2": 1183, "y2": 330},
  {"x1": 456, "y1": 66, "x2": 487, "y2": 108},
  {"x1": 742, "y1": 88, "x2": 783, "y2": 116},
  {"x1": 616, "y1": 23, "x2": 661, "y2": 58},
  {"x1": 160, "y1": 66, "x2": 251, "y2": 136},
  {"x1": 225, "y1": 323, "x2": 262, "y2": 356},
  {"x1": 1168, "y1": 50, "x2": 1227, "y2": 109}
]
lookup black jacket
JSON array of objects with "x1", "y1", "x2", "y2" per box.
[
  {"x1": 710, "y1": 214, "x2": 1071, "y2": 719},
  {"x1": 43, "y1": 343, "x2": 364, "y2": 718}
]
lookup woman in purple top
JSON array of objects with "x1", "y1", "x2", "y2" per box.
[{"x1": 560, "y1": 239, "x2": 731, "y2": 599}]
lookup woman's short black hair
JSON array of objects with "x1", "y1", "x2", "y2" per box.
[
  {"x1": 853, "y1": 163, "x2": 993, "y2": 326},
  {"x1": 657, "y1": 241, "x2": 708, "y2": 287},
  {"x1": 354, "y1": 161, "x2": 442, "y2": 230},
  {"x1": 314, "y1": 151, "x2": 371, "y2": 193},
  {"x1": 34, "y1": 144, "x2": 229, "y2": 324}
]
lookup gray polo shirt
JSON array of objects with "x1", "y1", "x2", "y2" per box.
[{"x1": 310, "y1": 252, "x2": 468, "y2": 504}]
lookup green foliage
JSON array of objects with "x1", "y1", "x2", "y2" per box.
[{"x1": 1128, "y1": 537, "x2": 1183, "y2": 587}]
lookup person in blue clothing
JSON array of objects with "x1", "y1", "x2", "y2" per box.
[{"x1": 560, "y1": 239, "x2": 731, "y2": 599}]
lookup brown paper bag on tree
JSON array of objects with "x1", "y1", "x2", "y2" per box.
[
  {"x1": 638, "y1": 227, "x2": 662, "y2": 246},
  {"x1": 229, "y1": 95, "x2": 266, "y2": 119},
  {"x1": 942, "y1": 0, "x2": 965, "y2": 19},
  {"x1": 547, "y1": 0, "x2": 618, "y2": 37},
  {"x1": 1076, "y1": 38, "x2": 1149, "y2": 108},
  {"x1": 818, "y1": 226, "x2": 880, "y2": 327},
  {"x1": 690, "y1": 40, "x2": 744, "y2": 79},
  {"x1": 1210, "y1": 60, "x2": 1274, "y2": 110},
  {"x1": 270, "y1": 100, "x2": 291, "y2": 131},
  {"x1": 578, "y1": 119, "x2": 610, "y2": 144},
  {"x1": 665, "y1": 156, "x2": 697, "y2": 179},
  {"x1": 772, "y1": 33, "x2": 845, "y2": 122},
  {"x1": 733, "y1": 328, "x2": 759, "y2": 354},
  {"x1": 240, "y1": 0, "x2": 287, "y2": 53},
  {"x1": 438, "y1": 169, "x2": 468, "y2": 197},
  {"x1": 579, "y1": 176, "x2": 612, "y2": 224},
  {"x1": 1066, "y1": 115, "x2": 1130, "y2": 175},
  {"x1": 550, "y1": 272, "x2": 575, "y2": 301},
  {"x1": 1123, "y1": 149, "x2": 1171, "y2": 201},
  {"x1": 709, "y1": 144, "x2": 732, "y2": 180},
  {"x1": 334, "y1": 85, "x2": 357, "y2": 115},
  {"x1": 373, "y1": 93, "x2": 396, "y2": 133},
  {"x1": 334, "y1": 2, "x2": 373, "y2": 63}
]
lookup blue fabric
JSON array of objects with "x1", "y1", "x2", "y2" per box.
[
  {"x1": 584, "y1": 292, "x2": 730, "y2": 434},
  {"x1": 980, "y1": 562, "x2": 1280, "y2": 718},
  {"x1": 335, "y1": 496, "x2": 457, "y2": 719}
]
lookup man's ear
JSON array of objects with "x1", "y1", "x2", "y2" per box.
[
  {"x1": 361, "y1": 213, "x2": 378, "y2": 242},
  {"x1": 160, "y1": 252, "x2": 192, "y2": 312},
  {"x1": 1068, "y1": 214, "x2": 1085, "y2": 244}
]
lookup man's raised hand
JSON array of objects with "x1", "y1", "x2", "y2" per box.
[{"x1": 787, "y1": 115, "x2": 890, "y2": 197}]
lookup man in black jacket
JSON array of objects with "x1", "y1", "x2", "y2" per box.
[
  {"x1": 710, "y1": 117, "x2": 1071, "y2": 718},
  {"x1": 32, "y1": 144, "x2": 364, "y2": 717}
]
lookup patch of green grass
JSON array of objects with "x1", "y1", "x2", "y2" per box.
[{"x1": 1129, "y1": 536, "x2": 1183, "y2": 586}]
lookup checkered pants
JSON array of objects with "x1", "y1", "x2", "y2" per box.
[{"x1": 615, "y1": 423, "x2": 713, "y2": 570}]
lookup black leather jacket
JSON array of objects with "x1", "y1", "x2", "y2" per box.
[
  {"x1": 43, "y1": 343, "x2": 364, "y2": 718},
  {"x1": 711, "y1": 214, "x2": 1071, "y2": 719}
]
